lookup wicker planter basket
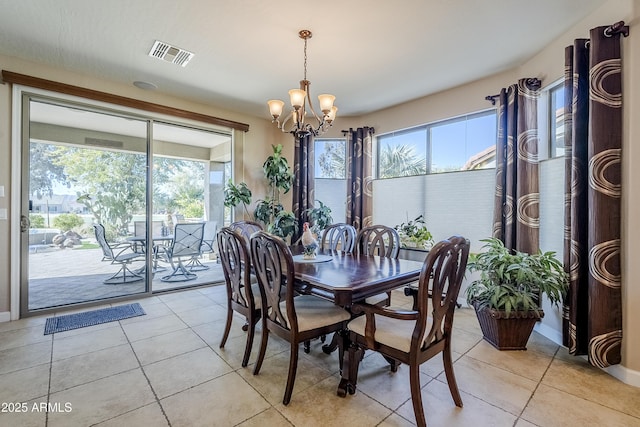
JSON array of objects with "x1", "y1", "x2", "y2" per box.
[{"x1": 473, "y1": 303, "x2": 544, "y2": 351}]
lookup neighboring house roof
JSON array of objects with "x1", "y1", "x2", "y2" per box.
[{"x1": 462, "y1": 145, "x2": 496, "y2": 170}]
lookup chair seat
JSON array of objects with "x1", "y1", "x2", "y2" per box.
[
  {"x1": 364, "y1": 293, "x2": 389, "y2": 306},
  {"x1": 348, "y1": 310, "x2": 431, "y2": 353},
  {"x1": 115, "y1": 252, "x2": 143, "y2": 263},
  {"x1": 279, "y1": 295, "x2": 351, "y2": 332}
]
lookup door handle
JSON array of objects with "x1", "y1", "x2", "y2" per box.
[{"x1": 20, "y1": 215, "x2": 30, "y2": 232}]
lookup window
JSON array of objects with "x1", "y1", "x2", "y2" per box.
[
  {"x1": 376, "y1": 110, "x2": 496, "y2": 178},
  {"x1": 315, "y1": 139, "x2": 346, "y2": 179},
  {"x1": 314, "y1": 138, "x2": 347, "y2": 223},
  {"x1": 377, "y1": 128, "x2": 427, "y2": 178},
  {"x1": 549, "y1": 84, "x2": 565, "y2": 158}
]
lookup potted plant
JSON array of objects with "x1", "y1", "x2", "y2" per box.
[
  {"x1": 223, "y1": 180, "x2": 252, "y2": 217},
  {"x1": 306, "y1": 200, "x2": 333, "y2": 236},
  {"x1": 254, "y1": 144, "x2": 298, "y2": 241},
  {"x1": 465, "y1": 237, "x2": 568, "y2": 350},
  {"x1": 394, "y1": 214, "x2": 434, "y2": 250}
]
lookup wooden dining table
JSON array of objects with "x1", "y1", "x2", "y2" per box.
[{"x1": 290, "y1": 246, "x2": 424, "y2": 396}]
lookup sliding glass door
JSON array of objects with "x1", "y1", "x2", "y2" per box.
[
  {"x1": 22, "y1": 99, "x2": 150, "y2": 313},
  {"x1": 20, "y1": 95, "x2": 231, "y2": 315}
]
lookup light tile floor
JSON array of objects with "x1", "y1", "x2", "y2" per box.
[{"x1": 1, "y1": 286, "x2": 639, "y2": 427}]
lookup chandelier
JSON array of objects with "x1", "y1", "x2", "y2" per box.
[{"x1": 267, "y1": 30, "x2": 337, "y2": 138}]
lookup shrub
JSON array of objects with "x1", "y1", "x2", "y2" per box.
[
  {"x1": 52, "y1": 213, "x2": 85, "y2": 232},
  {"x1": 29, "y1": 214, "x2": 45, "y2": 228}
]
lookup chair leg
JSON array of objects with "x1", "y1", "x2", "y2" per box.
[
  {"x1": 283, "y1": 342, "x2": 299, "y2": 405},
  {"x1": 219, "y1": 305, "x2": 233, "y2": 348},
  {"x1": 383, "y1": 355, "x2": 400, "y2": 372},
  {"x1": 443, "y1": 343, "x2": 463, "y2": 407},
  {"x1": 253, "y1": 319, "x2": 269, "y2": 375},
  {"x1": 303, "y1": 340, "x2": 310, "y2": 353},
  {"x1": 241, "y1": 314, "x2": 257, "y2": 368},
  {"x1": 409, "y1": 362, "x2": 427, "y2": 427}
]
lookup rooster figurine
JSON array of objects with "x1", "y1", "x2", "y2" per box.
[{"x1": 301, "y1": 222, "x2": 318, "y2": 259}]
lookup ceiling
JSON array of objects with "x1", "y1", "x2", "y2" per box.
[{"x1": 0, "y1": 0, "x2": 607, "y2": 119}]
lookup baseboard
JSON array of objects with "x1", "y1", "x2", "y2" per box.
[
  {"x1": 534, "y1": 322, "x2": 563, "y2": 345},
  {"x1": 605, "y1": 363, "x2": 640, "y2": 388},
  {"x1": 0, "y1": 311, "x2": 10, "y2": 323},
  {"x1": 534, "y1": 322, "x2": 640, "y2": 388}
]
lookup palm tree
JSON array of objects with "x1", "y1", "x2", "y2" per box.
[
  {"x1": 378, "y1": 144, "x2": 426, "y2": 178},
  {"x1": 317, "y1": 140, "x2": 346, "y2": 178}
]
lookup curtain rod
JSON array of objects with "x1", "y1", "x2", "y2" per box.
[
  {"x1": 604, "y1": 21, "x2": 629, "y2": 38},
  {"x1": 485, "y1": 77, "x2": 541, "y2": 105},
  {"x1": 341, "y1": 127, "x2": 375, "y2": 135},
  {"x1": 485, "y1": 95, "x2": 499, "y2": 106}
]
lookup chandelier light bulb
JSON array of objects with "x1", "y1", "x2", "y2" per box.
[
  {"x1": 267, "y1": 99, "x2": 285, "y2": 119},
  {"x1": 288, "y1": 89, "x2": 306, "y2": 110},
  {"x1": 318, "y1": 94, "x2": 335, "y2": 115}
]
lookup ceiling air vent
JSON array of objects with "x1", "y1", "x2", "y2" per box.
[{"x1": 148, "y1": 40, "x2": 194, "y2": 67}]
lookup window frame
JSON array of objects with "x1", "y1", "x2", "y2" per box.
[
  {"x1": 547, "y1": 81, "x2": 566, "y2": 159},
  {"x1": 375, "y1": 109, "x2": 497, "y2": 179}
]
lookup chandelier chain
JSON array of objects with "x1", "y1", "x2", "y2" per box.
[{"x1": 303, "y1": 38, "x2": 308, "y2": 81}]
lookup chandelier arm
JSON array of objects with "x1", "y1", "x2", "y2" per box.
[
  {"x1": 279, "y1": 110, "x2": 295, "y2": 133},
  {"x1": 305, "y1": 89, "x2": 325, "y2": 127}
]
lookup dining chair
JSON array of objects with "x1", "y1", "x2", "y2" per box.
[
  {"x1": 93, "y1": 224, "x2": 144, "y2": 284},
  {"x1": 229, "y1": 220, "x2": 263, "y2": 243},
  {"x1": 250, "y1": 231, "x2": 351, "y2": 405},
  {"x1": 346, "y1": 236, "x2": 470, "y2": 427},
  {"x1": 158, "y1": 222, "x2": 204, "y2": 282},
  {"x1": 217, "y1": 227, "x2": 261, "y2": 367},
  {"x1": 355, "y1": 224, "x2": 401, "y2": 258},
  {"x1": 319, "y1": 223, "x2": 357, "y2": 253},
  {"x1": 356, "y1": 224, "x2": 401, "y2": 305}
]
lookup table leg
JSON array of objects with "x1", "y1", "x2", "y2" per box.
[{"x1": 337, "y1": 332, "x2": 362, "y2": 397}]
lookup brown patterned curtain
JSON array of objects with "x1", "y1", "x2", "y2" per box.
[
  {"x1": 492, "y1": 78, "x2": 541, "y2": 254},
  {"x1": 292, "y1": 133, "x2": 315, "y2": 242},
  {"x1": 562, "y1": 23, "x2": 627, "y2": 368},
  {"x1": 345, "y1": 127, "x2": 374, "y2": 230}
]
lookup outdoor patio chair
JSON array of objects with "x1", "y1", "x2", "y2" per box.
[
  {"x1": 132, "y1": 220, "x2": 165, "y2": 253},
  {"x1": 157, "y1": 222, "x2": 204, "y2": 282},
  {"x1": 93, "y1": 224, "x2": 144, "y2": 284},
  {"x1": 186, "y1": 220, "x2": 217, "y2": 271},
  {"x1": 346, "y1": 236, "x2": 470, "y2": 427}
]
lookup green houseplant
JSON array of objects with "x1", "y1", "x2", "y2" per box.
[
  {"x1": 306, "y1": 200, "x2": 333, "y2": 236},
  {"x1": 223, "y1": 180, "x2": 252, "y2": 217},
  {"x1": 394, "y1": 214, "x2": 434, "y2": 250},
  {"x1": 254, "y1": 144, "x2": 298, "y2": 241},
  {"x1": 466, "y1": 237, "x2": 568, "y2": 350}
]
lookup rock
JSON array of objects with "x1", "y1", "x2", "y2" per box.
[{"x1": 52, "y1": 234, "x2": 66, "y2": 246}]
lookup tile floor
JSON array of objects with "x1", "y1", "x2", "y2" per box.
[{"x1": 1, "y1": 285, "x2": 639, "y2": 427}]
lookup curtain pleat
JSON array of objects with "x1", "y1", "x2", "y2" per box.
[
  {"x1": 292, "y1": 134, "x2": 315, "y2": 242},
  {"x1": 492, "y1": 79, "x2": 540, "y2": 254},
  {"x1": 562, "y1": 25, "x2": 625, "y2": 368},
  {"x1": 345, "y1": 127, "x2": 374, "y2": 230}
]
